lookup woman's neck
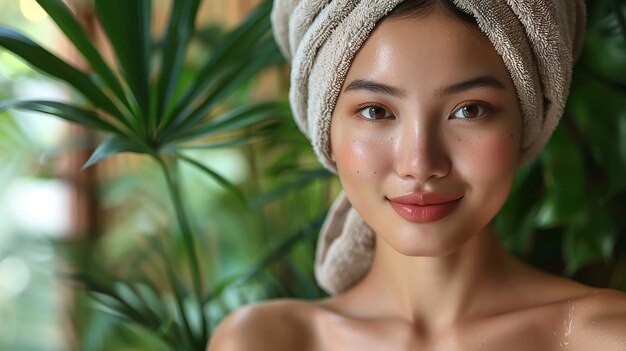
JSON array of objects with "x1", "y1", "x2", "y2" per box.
[{"x1": 336, "y1": 225, "x2": 517, "y2": 335}]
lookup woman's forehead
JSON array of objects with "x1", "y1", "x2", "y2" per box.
[{"x1": 345, "y1": 12, "x2": 515, "y2": 93}]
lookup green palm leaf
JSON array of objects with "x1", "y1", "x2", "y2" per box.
[
  {"x1": 156, "y1": 0, "x2": 202, "y2": 125},
  {"x1": 35, "y1": 0, "x2": 131, "y2": 113},
  {"x1": 95, "y1": 0, "x2": 152, "y2": 130},
  {"x1": 159, "y1": 0, "x2": 273, "y2": 132},
  {"x1": 83, "y1": 135, "x2": 149, "y2": 170},
  {"x1": 1, "y1": 1, "x2": 292, "y2": 348},
  {"x1": 174, "y1": 101, "x2": 287, "y2": 143},
  {"x1": 0, "y1": 100, "x2": 122, "y2": 134},
  {"x1": 0, "y1": 28, "x2": 125, "y2": 124},
  {"x1": 165, "y1": 38, "x2": 283, "y2": 142},
  {"x1": 177, "y1": 152, "x2": 250, "y2": 211}
]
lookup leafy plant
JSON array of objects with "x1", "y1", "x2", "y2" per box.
[
  {"x1": 2, "y1": 0, "x2": 624, "y2": 349},
  {"x1": 495, "y1": 0, "x2": 626, "y2": 290},
  {"x1": 0, "y1": 0, "x2": 290, "y2": 349}
]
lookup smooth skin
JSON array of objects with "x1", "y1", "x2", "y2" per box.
[{"x1": 209, "y1": 9, "x2": 626, "y2": 351}]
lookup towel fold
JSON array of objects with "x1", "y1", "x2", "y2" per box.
[{"x1": 271, "y1": 0, "x2": 586, "y2": 295}]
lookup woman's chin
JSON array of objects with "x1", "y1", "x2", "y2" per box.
[{"x1": 376, "y1": 230, "x2": 476, "y2": 258}]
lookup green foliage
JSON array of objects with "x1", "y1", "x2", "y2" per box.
[
  {"x1": 1, "y1": 0, "x2": 625, "y2": 349},
  {"x1": 495, "y1": 0, "x2": 626, "y2": 286},
  {"x1": 0, "y1": 0, "x2": 299, "y2": 350}
]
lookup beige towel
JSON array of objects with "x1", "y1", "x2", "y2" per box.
[{"x1": 271, "y1": 0, "x2": 586, "y2": 295}]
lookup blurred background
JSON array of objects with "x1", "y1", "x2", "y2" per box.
[{"x1": 0, "y1": 0, "x2": 624, "y2": 350}]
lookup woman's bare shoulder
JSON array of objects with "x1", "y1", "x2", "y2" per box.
[
  {"x1": 207, "y1": 299, "x2": 322, "y2": 351},
  {"x1": 572, "y1": 288, "x2": 626, "y2": 351}
]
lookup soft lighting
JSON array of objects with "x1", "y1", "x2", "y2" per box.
[
  {"x1": 0, "y1": 257, "x2": 31, "y2": 297},
  {"x1": 20, "y1": 0, "x2": 48, "y2": 22},
  {"x1": 6, "y1": 179, "x2": 71, "y2": 236}
]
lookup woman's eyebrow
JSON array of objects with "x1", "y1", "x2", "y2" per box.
[
  {"x1": 343, "y1": 79, "x2": 407, "y2": 98},
  {"x1": 435, "y1": 75, "x2": 506, "y2": 97},
  {"x1": 343, "y1": 75, "x2": 506, "y2": 98}
]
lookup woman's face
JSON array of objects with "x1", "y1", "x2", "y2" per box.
[{"x1": 330, "y1": 10, "x2": 522, "y2": 257}]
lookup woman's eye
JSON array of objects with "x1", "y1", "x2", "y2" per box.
[
  {"x1": 451, "y1": 103, "x2": 490, "y2": 119},
  {"x1": 358, "y1": 105, "x2": 394, "y2": 120}
]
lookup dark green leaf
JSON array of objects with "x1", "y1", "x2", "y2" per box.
[
  {"x1": 202, "y1": 273, "x2": 241, "y2": 305},
  {"x1": 156, "y1": 0, "x2": 202, "y2": 125},
  {"x1": 563, "y1": 202, "x2": 617, "y2": 275},
  {"x1": 568, "y1": 69, "x2": 626, "y2": 196},
  {"x1": 73, "y1": 273, "x2": 153, "y2": 326},
  {"x1": 160, "y1": 0, "x2": 273, "y2": 130},
  {"x1": 164, "y1": 38, "x2": 283, "y2": 142},
  {"x1": 165, "y1": 257, "x2": 199, "y2": 345},
  {"x1": 0, "y1": 100, "x2": 122, "y2": 134},
  {"x1": 251, "y1": 169, "x2": 332, "y2": 208},
  {"x1": 82, "y1": 135, "x2": 147, "y2": 170},
  {"x1": 149, "y1": 223, "x2": 199, "y2": 346},
  {"x1": 35, "y1": 0, "x2": 131, "y2": 113},
  {"x1": 114, "y1": 282, "x2": 162, "y2": 325},
  {"x1": 177, "y1": 152, "x2": 250, "y2": 211},
  {"x1": 172, "y1": 101, "x2": 287, "y2": 143},
  {"x1": 612, "y1": 0, "x2": 626, "y2": 40},
  {"x1": 192, "y1": 26, "x2": 224, "y2": 49},
  {"x1": 179, "y1": 136, "x2": 265, "y2": 150},
  {"x1": 494, "y1": 159, "x2": 542, "y2": 254},
  {"x1": 95, "y1": 0, "x2": 152, "y2": 125},
  {"x1": 231, "y1": 215, "x2": 325, "y2": 289},
  {"x1": 90, "y1": 292, "x2": 135, "y2": 320},
  {"x1": 128, "y1": 282, "x2": 168, "y2": 323},
  {"x1": 0, "y1": 27, "x2": 124, "y2": 120},
  {"x1": 535, "y1": 126, "x2": 586, "y2": 227},
  {"x1": 583, "y1": 10, "x2": 626, "y2": 86}
]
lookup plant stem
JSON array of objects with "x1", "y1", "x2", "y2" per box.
[
  {"x1": 157, "y1": 154, "x2": 208, "y2": 347},
  {"x1": 153, "y1": 230, "x2": 197, "y2": 349}
]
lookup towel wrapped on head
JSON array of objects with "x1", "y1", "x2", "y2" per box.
[{"x1": 271, "y1": 0, "x2": 586, "y2": 295}]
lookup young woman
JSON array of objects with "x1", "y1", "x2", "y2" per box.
[{"x1": 209, "y1": 1, "x2": 626, "y2": 350}]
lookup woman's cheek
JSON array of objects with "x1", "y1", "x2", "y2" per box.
[
  {"x1": 455, "y1": 130, "x2": 519, "y2": 188},
  {"x1": 332, "y1": 124, "x2": 391, "y2": 179}
]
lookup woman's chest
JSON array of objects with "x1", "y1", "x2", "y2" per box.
[{"x1": 312, "y1": 305, "x2": 575, "y2": 351}]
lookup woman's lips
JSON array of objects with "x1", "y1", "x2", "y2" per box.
[{"x1": 387, "y1": 192, "x2": 463, "y2": 223}]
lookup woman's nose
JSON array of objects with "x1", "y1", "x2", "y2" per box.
[{"x1": 393, "y1": 120, "x2": 451, "y2": 183}]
